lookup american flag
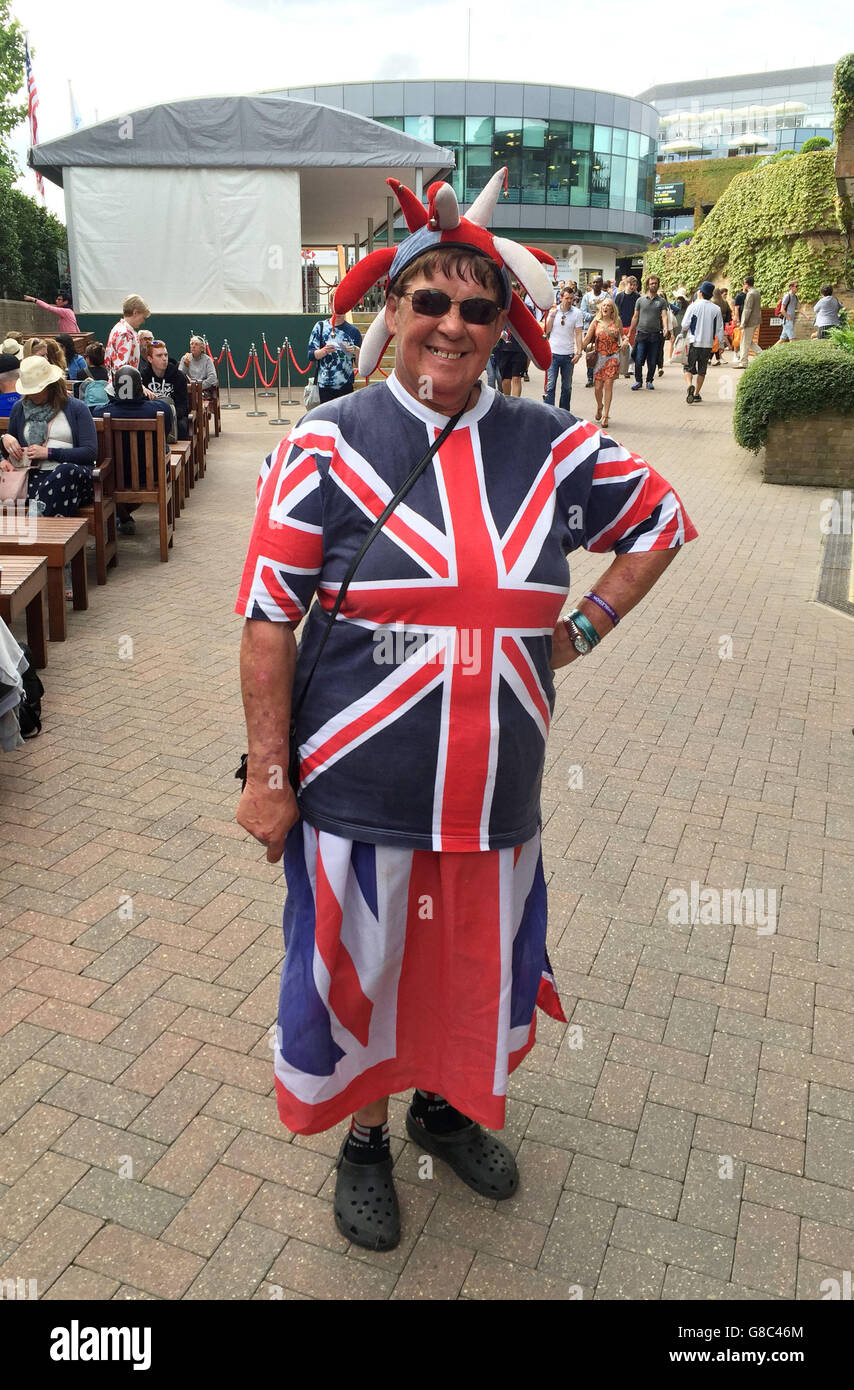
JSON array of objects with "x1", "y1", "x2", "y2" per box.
[{"x1": 25, "y1": 42, "x2": 44, "y2": 198}]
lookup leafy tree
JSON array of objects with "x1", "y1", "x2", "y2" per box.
[
  {"x1": 12, "y1": 188, "x2": 67, "y2": 298},
  {"x1": 0, "y1": 165, "x2": 22, "y2": 294},
  {"x1": 0, "y1": 0, "x2": 26, "y2": 171},
  {"x1": 0, "y1": 6, "x2": 69, "y2": 301}
]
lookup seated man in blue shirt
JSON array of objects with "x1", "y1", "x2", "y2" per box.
[{"x1": 0, "y1": 353, "x2": 22, "y2": 415}]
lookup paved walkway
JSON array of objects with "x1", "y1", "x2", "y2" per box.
[{"x1": 0, "y1": 359, "x2": 852, "y2": 1301}]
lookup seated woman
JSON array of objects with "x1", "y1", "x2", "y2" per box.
[
  {"x1": 84, "y1": 343, "x2": 109, "y2": 381},
  {"x1": 80, "y1": 343, "x2": 111, "y2": 409},
  {"x1": 0, "y1": 355, "x2": 96, "y2": 516},
  {"x1": 179, "y1": 336, "x2": 218, "y2": 397},
  {"x1": 92, "y1": 366, "x2": 173, "y2": 534},
  {"x1": 23, "y1": 336, "x2": 67, "y2": 372},
  {"x1": 55, "y1": 333, "x2": 89, "y2": 381}
]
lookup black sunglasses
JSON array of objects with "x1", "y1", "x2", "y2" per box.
[{"x1": 400, "y1": 289, "x2": 501, "y2": 325}]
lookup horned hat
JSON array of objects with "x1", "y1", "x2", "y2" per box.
[{"x1": 331, "y1": 167, "x2": 557, "y2": 377}]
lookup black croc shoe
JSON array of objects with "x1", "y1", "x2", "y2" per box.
[
  {"x1": 405, "y1": 1108, "x2": 518, "y2": 1199},
  {"x1": 333, "y1": 1137, "x2": 401, "y2": 1251}
]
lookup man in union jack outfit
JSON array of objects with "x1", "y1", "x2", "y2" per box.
[{"x1": 236, "y1": 169, "x2": 696, "y2": 1253}]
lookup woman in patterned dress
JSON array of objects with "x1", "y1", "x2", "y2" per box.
[{"x1": 582, "y1": 297, "x2": 624, "y2": 430}]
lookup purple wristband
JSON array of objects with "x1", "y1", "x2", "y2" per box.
[{"x1": 583, "y1": 591, "x2": 619, "y2": 626}]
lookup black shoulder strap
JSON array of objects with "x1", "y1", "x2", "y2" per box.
[{"x1": 292, "y1": 401, "x2": 467, "y2": 721}]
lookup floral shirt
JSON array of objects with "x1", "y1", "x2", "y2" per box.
[
  {"x1": 104, "y1": 319, "x2": 140, "y2": 375},
  {"x1": 307, "y1": 319, "x2": 362, "y2": 389}
]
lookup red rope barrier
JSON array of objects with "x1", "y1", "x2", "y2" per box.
[
  {"x1": 287, "y1": 344, "x2": 313, "y2": 375},
  {"x1": 253, "y1": 350, "x2": 278, "y2": 390},
  {"x1": 226, "y1": 349, "x2": 252, "y2": 379},
  {"x1": 262, "y1": 340, "x2": 278, "y2": 365}
]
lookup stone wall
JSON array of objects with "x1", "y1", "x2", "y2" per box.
[
  {"x1": 763, "y1": 412, "x2": 854, "y2": 486},
  {"x1": 0, "y1": 300, "x2": 65, "y2": 339}
]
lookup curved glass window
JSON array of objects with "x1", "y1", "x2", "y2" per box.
[
  {"x1": 465, "y1": 116, "x2": 492, "y2": 145},
  {"x1": 375, "y1": 106, "x2": 653, "y2": 215}
]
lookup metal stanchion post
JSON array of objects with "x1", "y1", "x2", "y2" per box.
[
  {"x1": 284, "y1": 337, "x2": 294, "y2": 406},
  {"x1": 258, "y1": 332, "x2": 275, "y2": 396},
  {"x1": 220, "y1": 338, "x2": 239, "y2": 410},
  {"x1": 269, "y1": 345, "x2": 290, "y2": 426},
  {"x1": 245, "y1": 344, "x2": 267, "y2": 417}
]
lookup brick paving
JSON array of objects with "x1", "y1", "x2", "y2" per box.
[{"x1": 0, "y1": 359, "x2": 852, "y2": 1302}]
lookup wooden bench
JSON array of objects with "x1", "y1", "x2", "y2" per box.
[
  {"x1": 0, "y1": 516, "x2": 89, "y2": 642},
  {"x1": 204, "y1": 380, "x2": 221, "y2": 438},
  {"x1": 0, "y1": 554, "x2": 48, "y2": 668},
  {"x1": 186, "y1": 380, "x2": 208, "y2": 479},
  {"x1": 100, "y1": 413, "x2": 175, "y2": 561},
  {"x1": 0, "y1": 414, "x2": 117, "y2": 588}
]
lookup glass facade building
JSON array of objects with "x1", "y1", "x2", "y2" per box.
[
  {"x1": 638, "y1": 65, "x2": 834, "y2": 163},
  {"x1": 277, "y1": 82, "x2": 659, "y2": 260}
]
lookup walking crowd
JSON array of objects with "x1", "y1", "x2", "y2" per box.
[{"x1": 492, "y1": 267, "x2": 845, "y2": 429}]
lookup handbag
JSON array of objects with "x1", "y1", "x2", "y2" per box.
[
  {"x1": 235, "y1": 400, "x2": 467, "y2": 796},
  {"x1": 0, "y1": 465, "x2": 30, "y2": 502},
  {"x1": 303, "y1": 371, "x2": 320, "y2": 410}
]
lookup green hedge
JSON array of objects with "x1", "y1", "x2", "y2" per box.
[{"x1": 732, "y1": 340, "x2": 854, "y2": 452}]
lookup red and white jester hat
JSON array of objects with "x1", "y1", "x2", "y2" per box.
[{"x1": 332, "y1": 166, "x2": 557, "y2": 376}]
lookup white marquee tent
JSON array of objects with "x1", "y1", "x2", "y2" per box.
[{"x1": 30, "y1": 95, "x2": 453, "y2": 314}]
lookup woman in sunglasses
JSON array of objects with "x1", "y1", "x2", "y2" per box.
[{"x1": 235, "y1": 172, "x2": 697, "y2": 1254}]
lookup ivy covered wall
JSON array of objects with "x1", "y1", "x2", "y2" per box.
[
  {"x1": 644, "y1": 148, "x2": 852, "y2": 300},
  {"x1": 655, "y1": 153, "x2": 763, "y2": 222}
]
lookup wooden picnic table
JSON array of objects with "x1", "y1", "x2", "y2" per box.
[
  {"x1": 0, "y1": 516, "x2": 89, "y2": 642},
  {"x1": 0, "y1": 555, "x2": 49, "y2": 668}
]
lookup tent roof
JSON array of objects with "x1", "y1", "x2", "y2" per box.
[
  {"x1": 30, "y1": 94, "x2": 453, "y2": 247},
  {"x1": 30, "y1": 93, "x2": 452, "y2": 185}
]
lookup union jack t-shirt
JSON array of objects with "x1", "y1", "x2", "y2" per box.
[{"x1": 235, "y1": 374, "x2": 697, "y2": 852}]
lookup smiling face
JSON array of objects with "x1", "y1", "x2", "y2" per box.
[{"x1": 386, "y1": 258, "x2": 506, "y2": 417}]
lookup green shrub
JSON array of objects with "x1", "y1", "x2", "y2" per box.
[
  {"x1": 829, "y1": 324, "x2": 854, "y2": 354},
  {"x1": 800, "y1": 136, "x2": 831, "y2": 152},
  {"x1": 672, "y1": 230, "x2": 693, "y2": 244},
  {"x1": 833, "y1": 52, "x2": 854, "y2": 141},
  {"x1": 733, "y1": 340, "x2": 854, "y2": 452}
]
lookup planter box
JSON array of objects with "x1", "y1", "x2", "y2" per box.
[{"x1": 763, "y1": 412, "x2": 854, "y2": 486}]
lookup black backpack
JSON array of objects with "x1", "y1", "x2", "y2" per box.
[{"x1": 18, "y1": 645, "x2": 44, "y2": 739}]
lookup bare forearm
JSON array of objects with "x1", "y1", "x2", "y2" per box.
[
  {"x1": 552, "y1": 548, "x2": 680, "y2": 668},
  {"x1": 240, "y1": 619, "x2": 297, "y2": 782}
]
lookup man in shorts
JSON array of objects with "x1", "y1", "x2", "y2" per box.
[{"x1": 682, "y1": 282, "x2": 723, "y2": 405}]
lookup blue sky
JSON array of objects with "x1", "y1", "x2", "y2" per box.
[{"x1": 9, "y1": 0, "x2": 851, "y2": 220}]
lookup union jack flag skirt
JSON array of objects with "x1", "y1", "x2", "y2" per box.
[{"x1": 273, "y1": 820, "x2": 565, "y2": 1134}]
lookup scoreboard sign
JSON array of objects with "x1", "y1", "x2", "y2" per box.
[{"x1": 654, "y1": 181, "x2": 685, "y2": 207}]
